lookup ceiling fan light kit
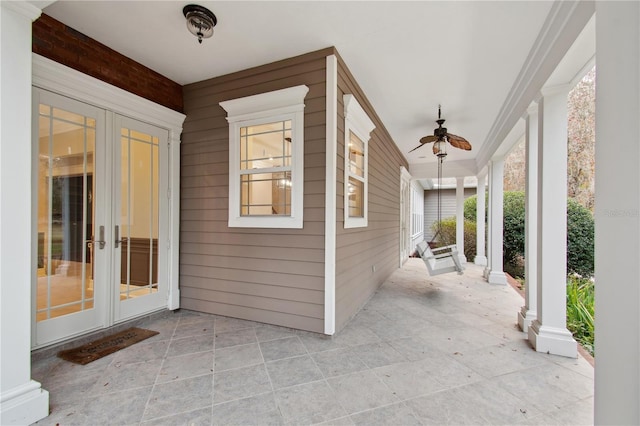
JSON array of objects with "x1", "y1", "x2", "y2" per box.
[
  {"x1": 434, "y1": 140, "x2": 447, "y2": 158},
  {"x1": 183, "y1": 4, "x2": 217, "y2": 44}
]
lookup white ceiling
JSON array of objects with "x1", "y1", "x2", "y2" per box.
[{"x1": 41, "y1": 1, "x2": 588, "y2": 180}]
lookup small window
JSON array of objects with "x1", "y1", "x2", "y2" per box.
[
  {"x1": 220, "y1": 85, "x2": 308, "y2": 228},
  {"x1": 344, "y1": 94, "x2": 375, "y2": 228}
]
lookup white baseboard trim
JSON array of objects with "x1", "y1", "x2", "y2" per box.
[{"x1": 0, "y1": 380, "x2": 49, "y2": 425}]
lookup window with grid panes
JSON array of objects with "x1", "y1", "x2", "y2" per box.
[
  {"x1": 343, "y1": 94, "x2": 375, "y2": 228},
  {"x1": 220, "y1": 85, "x2": 308, "y2": 228}
]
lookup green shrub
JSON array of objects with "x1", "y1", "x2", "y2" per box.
[
  {"x1": 503, "y1": 191, "x2": 526, "y2": 268},
  {"x1": 566, "y1": 275, "x2": 595, "y2": 356},
  {"x1": 431, "y1": 217, "x2": 477, "y2": 261},
  {"x1": 463, "y1": 193, "x2": 486, "y2": 222},
  {"x1": 463, "y1": 192, "x2": 594, "y2": 278},
  {"x1": 567, "y1": 199, "x2": 595, "y2": 277}
]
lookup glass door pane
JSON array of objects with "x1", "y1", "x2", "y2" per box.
[
  {"x1": 36, "y1": 104, "x2": 96, "y2": 321},
  {"x1": 118, "y1": 125, "x2": 161, "y2": 303}
]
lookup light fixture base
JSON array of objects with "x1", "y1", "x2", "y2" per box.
[{"x1": 183, "y1": 4, "x2": 217, "y2": 44}]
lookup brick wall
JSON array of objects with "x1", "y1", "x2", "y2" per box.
[{"x1": 33, "y1": 14, "x2": 183, "y2": 113}]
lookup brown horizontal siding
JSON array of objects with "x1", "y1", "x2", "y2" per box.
[
  {"x1": 180, "y1": 254, "x2": 323, "y2": 276},
  {"x1": 180, "y1": 220, "x2": 326, "y2": 236},
  {"x1": 184, "y1": 48, "x2": 333, "y2": 98},
  {"x1": 180, "y1": 49, "x2": 330, "y2": 333},
  {"x1": 181, "y1": 231, "x2": 325, "y2": 249},
  {"x1": 181, "y1": 243, "x2": 323, "y2": 262},
  {"x1": 180, "y1": 265, "x2": 323, "y2": 291},
  {"x1": 333, "y1": 54, "x2": 409, "y2": 331},
  {"x1": 32, "y1": 14, "x2": 183, "y2": 112},
  {"x1": 182, "y1": 299, "x2": 322, "y2": 332},
  {"x1": 182, "y1": 276, "x2": 323, "y2": 303},
  {"x1": 182, "y1": 287, "x2": 323, "y2": 318}
]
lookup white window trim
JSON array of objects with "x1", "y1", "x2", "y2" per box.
[
  {"x1": 220, "y1": 85, "x2": 308, "y2": 228},
  {"x1": 343, "y1": 94, "x2": 375, "y2": 228}
]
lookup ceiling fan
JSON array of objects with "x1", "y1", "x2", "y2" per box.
[{"x1": 409, "y1": 106, "x2": 472, "y2": 157}]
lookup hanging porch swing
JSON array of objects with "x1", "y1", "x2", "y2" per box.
[{"x1": 409, "y1": 106, "x2": 472, "y2": 276}]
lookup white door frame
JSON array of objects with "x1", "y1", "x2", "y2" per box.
[{"x1": 31, "y1": 54, "x2": 185, "y2": 348}]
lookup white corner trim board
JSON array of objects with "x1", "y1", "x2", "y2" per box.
[{"x1": 324, "y1": 55, "x2": 338, "y2": 335}]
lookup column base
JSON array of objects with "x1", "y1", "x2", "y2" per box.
[
  {"x1": 458, "y1": 254, "x2": 467, "y2": 264},
  {"x1": 528, "y1": 320, "x2": 577, "y2": 358},
  {"x1": 488, "y1": 270, "x2": 507, "y2": 285},
  {"x1": 517, "y1": 306, "x2": 537, "y2": 333},
  {"x1": 0, "y1": 380, "x2": 49, "y2": 425},
  {"x1": 483, "y1": 267, "x2": 490, "y2": 279},
  {"x1": 474, "y1": 255, "x2": 487, "y2": 266}
]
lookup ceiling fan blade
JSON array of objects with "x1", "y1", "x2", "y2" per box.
[
  {"x1": 419, "y1": 135, "x2": 438, "y2": 144},
  {"x1": 447, "y1": 133, "x2": 472, "y2": 150},
  {"x1": 408, "y1": 144, "x2": 425, "y2": 153}
]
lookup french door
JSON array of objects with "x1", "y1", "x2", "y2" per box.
[
  {"x1": 113, "y1": 115, "x2": 168, "y2": 321},
  {"x1": 33, "y1": 89, "x2": 168, "y2": 348}
]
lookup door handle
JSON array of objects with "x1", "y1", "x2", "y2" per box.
[
  {"x1": 114, "y1": 225, "x2": 128, "y2": 248},
  {"x1": 86, "y1": 225, "x2": 106, "y2": 249}
]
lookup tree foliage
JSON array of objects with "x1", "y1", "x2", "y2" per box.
[
  {"x1": 503, "y1": 141, "x2": 525, "y2": 192},
  {"x1": 567, "y1": 68, "x2": 596, "y2": 211},
  {"x1": 502, "y1": 67, "x2": 596, "y2": 212}
]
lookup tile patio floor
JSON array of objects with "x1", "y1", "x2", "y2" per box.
[{"x1": 32, "y1": 259, "x2": 594, "y2": 425}]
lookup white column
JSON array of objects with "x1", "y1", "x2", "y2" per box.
[
  {"x1": 474, "y1": 172, "x2": 487, "y2": 266},
  {"x1": 518, "y1": 104, "x2": 538, "y2": 333},
  {"x1": 455, "y1": 177, "x2": 467, "y2": 263},
  {"x1": 594, "y1": 2, "x2": 639, "y2": 423},
  {"x1": 528, "y1": 85, "x2": 577, "y2": 358},
  {"x1": 483, "y1": 163, "x2": 492, "y2": 279},
  {"x1": 0, "y1": 3, "x2": 50, "y2": 425},
  {"x1": 487, "y1": 158, "x2": 507, "y2": 285}
]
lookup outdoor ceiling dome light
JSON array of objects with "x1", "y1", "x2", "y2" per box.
[{"x1": 183, "y1": 4, "x2": 217, "y2": 44}]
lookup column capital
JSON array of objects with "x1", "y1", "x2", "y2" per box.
[
  {"x1": 490, "y1": 156, "x2": 505, "y2": 166},
  {"x1": 476, "y1": 166, "x2": 488, "y2": 182},
  {"x1": 524, "y1": 102, "x2": 540, "y2": 119},
  {"x1": 169, "y1": 128, "x2": 183, "y2": 144}
]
